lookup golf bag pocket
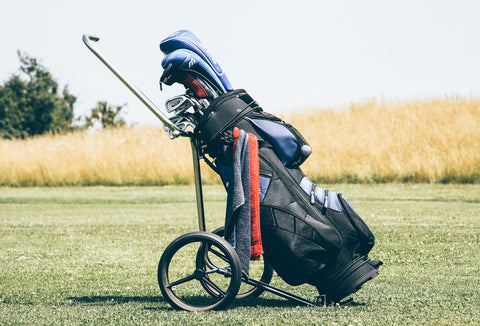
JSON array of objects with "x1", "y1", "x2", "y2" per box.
[
  {"x1": 246, "y1": 116, "x2": 311, "y2": 167},
  {"x1": 259, "y1": 172, "x2": 342, "y2": 286},
  {"x1": 299, "y1": 176, "x2": 375, "y2": 256},
  {"x1": 257, "y1": 157, "x2": 381, "y2": 301}
]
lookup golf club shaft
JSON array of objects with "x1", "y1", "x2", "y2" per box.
[{"x1": 82, "y1": 34, "x2": 180, "y2": 132}]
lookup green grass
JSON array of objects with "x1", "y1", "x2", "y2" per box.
[{"x1": 1, "y1": 184, "x2": 479, "y2": 325}]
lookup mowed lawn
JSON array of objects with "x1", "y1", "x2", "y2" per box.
[{"x1": 0, "y1": 184, "x2": 479, "y2": 325}]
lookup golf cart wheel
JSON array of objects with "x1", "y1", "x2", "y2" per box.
[
  {"x1": 210, "y1": 226, "x2": 274, "y2": 299},
  {"x1": 158, "y1": 231, "x2": 242, "y2": 311}
]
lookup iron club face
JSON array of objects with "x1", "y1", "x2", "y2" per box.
[{"x1": 165, "y1": 95, "x2": 194, "y2": 113}]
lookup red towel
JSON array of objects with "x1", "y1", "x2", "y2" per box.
[{"x1": 233, "y1": 128, "x2": 263, "y2": 260}]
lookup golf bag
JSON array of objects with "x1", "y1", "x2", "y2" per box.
[{"x1": 195, "y1": 89, "x2": 382, "y2": 303}]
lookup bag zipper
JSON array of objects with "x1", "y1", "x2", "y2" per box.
[
  {"x1": 310, "y1": 183, "x2": 316, "y2": 204},
  {"x1": 324, "y1": 190, "x2": 329, "y2": 209}
]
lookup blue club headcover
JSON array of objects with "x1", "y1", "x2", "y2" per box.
[
  {"x1": 160, "y1": 30, "x2": 233, "y2": 92},
  {"x1": 161, "y1": 49, "x2": 226, "y2": 94}
]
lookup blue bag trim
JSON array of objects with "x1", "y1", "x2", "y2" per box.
[
  {"x1": 247, "y1": 118, "x2": 298, "y2": 166},
  {"x1": 259, "y1": 176, "x2": 271, "y2": 203},
  {"x1": 314, "y1": 186, "x2": 325, "y2": 205},
  {"x1": 299, "y1": 177, "x2": 342, "y2": 212},
  {"x1": 327, "y1": 191, "x2": 343, "y2": 212},
  {"x1": 300, "y1": 176, "x2": 314, "y2": 198}
]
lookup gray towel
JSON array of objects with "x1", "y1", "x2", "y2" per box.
[{"x1": 224, "y1": 129, "x2": 251, "y2": 275}]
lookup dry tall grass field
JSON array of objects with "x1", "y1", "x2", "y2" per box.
[
  {"x1": 292, "y1": 97, "x2": 480, "y2": 183},
  {"x1": 1, "y1": 97, "x2": 479, "y2": 186}
]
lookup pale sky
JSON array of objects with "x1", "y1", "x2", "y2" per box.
[{"x1": 1, "y1": 0, "x2": 479, "y2": 126}]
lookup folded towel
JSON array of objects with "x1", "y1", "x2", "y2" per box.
[
  {"x1": 225, "y1": 128, "x2": 263, "y2": 274},
  {"x1": 246, "y1": 130, "x2": 263, "y2": 261}
]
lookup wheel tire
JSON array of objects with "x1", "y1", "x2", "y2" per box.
[{"x1": 158, "y1": 231, "x2": 242, "y2": 311}]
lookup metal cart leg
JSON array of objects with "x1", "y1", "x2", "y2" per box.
[{"x1": 190, "y1": 138, "x2": 206, "y2": 232}]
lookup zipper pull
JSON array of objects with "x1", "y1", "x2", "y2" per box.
[
  {"x1": 324, "y1": 190, "x2": 329, "y2": 208},
  {"x1": 310, "y1": 184, "x2": 316, "y2": 204}
]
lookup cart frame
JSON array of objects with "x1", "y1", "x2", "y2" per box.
[{"x1": 83, "y1": 34, "x2": 327, "y2": 310}]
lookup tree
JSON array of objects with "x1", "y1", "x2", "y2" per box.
[
  {"x1": 84, "y1": 101, "x2": 127, "y2": 129},
  {"x1": 0, "y1": 51, "x2": 76, "y2": 139}
]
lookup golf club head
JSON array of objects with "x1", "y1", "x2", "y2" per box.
[
  {"x1": 162, "y1": 99, "x2": 197, "y2": 138},
  {"x1": 165, "y1": 93, "x2": 205, "y2": 114},
  {"x1": 165, "y1": 95, "x2": 195, "y2": 113},
  {"x1": 161, "y1": 49, "x2": 226, "y2": 94},
  {"x1": 164, "y1": 115, "x2": 197, "y2": 139},
  {"x1": 160, "y1": 30, "x2": 233, "y2": 92}
]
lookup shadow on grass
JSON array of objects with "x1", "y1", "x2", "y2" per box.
[
  {"x1": 68, "y1": 295, "x2": 164, "y2": 304},
  {"x1": 67, "y1": 295, "x2": 318, "y2": 310},
  {"x1": 231, "y1": 297, "x2": 365, "y2": 309},
  {"x1": 68, "y1": 295, "x2": 365, "y2": 310},
  {"x1": 230, "y1": 297, "x2": 311, "y2": 308}
]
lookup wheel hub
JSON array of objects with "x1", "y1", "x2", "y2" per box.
[{"x1": 193, "y1": 268, "x2": 206, "y2": 280}]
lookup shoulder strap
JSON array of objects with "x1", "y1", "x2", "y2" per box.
[{"x1": 195, "y1": 89, "x2": 262, "y2": 145}]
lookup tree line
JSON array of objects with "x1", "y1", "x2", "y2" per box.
[{"x1": 0, "y1": 52, "x2": 126, "y2": 139}]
